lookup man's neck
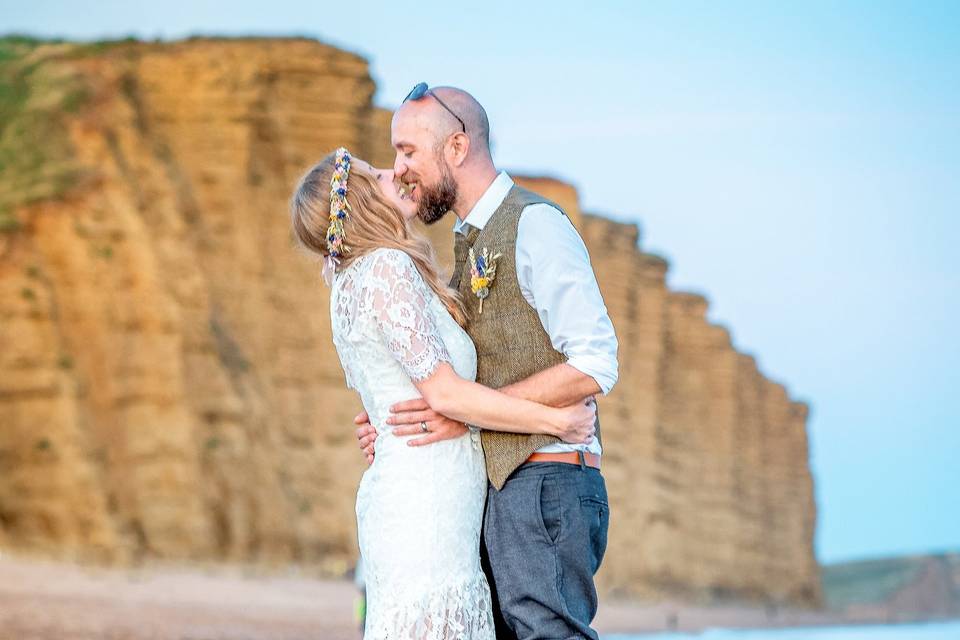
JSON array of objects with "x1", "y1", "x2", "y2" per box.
[{"x1": 453, "y1": 167, "x2": 500, "y2": 221}]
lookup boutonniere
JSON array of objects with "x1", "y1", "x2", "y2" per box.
[{"x1": 468, "y1": 246, "x2": 502, "y2": 314}]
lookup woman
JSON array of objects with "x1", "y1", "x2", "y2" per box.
[{"x1": 289, "y1": 148, "x2": 596, "y2": 640}]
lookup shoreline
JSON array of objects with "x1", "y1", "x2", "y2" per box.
[
  {"x1": 595, "y1": 596, "x2": 957, "y2": 635},
  {"x1": 0, "y1": 553, "x2": 953, "y2": 639}
]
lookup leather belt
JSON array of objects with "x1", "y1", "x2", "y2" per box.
[{"x1": 526, "y1": 451, "x2": 600, "y2": 469}]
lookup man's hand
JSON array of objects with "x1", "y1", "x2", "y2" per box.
[
  {"x1": 354, "y1": 411, "x2": 377, "y2": 465},
  {"x1": 386, "y1": 398, "x2": 469, "y2": 446}
]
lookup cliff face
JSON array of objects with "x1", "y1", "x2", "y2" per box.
[{"x1": 0, "y1": 37, "x2": 818, "y2": 605}]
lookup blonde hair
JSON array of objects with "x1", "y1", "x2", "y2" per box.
[{"x1": 290, "y1": 151, "x2": 467, "y2": 326}]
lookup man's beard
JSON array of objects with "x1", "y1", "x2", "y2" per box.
[{"x1": 416, "y1": 159, "x2": 458, "y2": 225}]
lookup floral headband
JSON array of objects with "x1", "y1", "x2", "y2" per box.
[{"x1": 323, "y1": 147, "x2": 352, "y2": 285}]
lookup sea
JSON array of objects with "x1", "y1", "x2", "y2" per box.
[{"x1": 604, "y1": 621, "x2": 960, "y2": 640}]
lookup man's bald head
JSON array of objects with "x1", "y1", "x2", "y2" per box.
[
  {"x1": 393, "y1": 86, "x2": 491, "y2": 158},
  {"x1": 430, "y1": 86, "x2": 491, "y2": 153}
]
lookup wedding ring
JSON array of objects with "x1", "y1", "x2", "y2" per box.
[{"x1": 420, "y1": 421, "x2": 429, "y2": 433}]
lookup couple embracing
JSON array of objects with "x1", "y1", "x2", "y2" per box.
[{"x1": 290, "y1": 84, "x2": 618, "y2": 640}]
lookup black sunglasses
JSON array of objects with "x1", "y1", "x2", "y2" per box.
[{"x1": 403, "y1": 82, "x2": 466, "y2": 134}]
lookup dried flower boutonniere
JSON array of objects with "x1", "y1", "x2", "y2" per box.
[{"x1": 468, "y1": 246, "x2": 502, "y2": 314}]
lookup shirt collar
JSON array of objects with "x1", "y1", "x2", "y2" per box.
[{"x1": 453, "y1": 171, "x2": 514, "y2": 235}]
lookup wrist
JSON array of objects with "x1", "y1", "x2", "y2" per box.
[{"x1": 544, "y1": 408, "x2": 564, "y2": 437}]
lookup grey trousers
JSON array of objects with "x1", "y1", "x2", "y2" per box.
[{"x1": 480, "y1": 460, "x2": 610, "y2": 640}]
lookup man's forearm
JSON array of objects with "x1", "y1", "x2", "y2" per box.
[{"x1": 498, "y1": 363, "x2": 601, "y2": 407}]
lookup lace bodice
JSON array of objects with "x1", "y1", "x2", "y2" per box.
[{"x1": 330, "y1": 247, "x2": 478, "y2": 433}]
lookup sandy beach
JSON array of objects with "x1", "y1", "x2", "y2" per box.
[
  {"x1": 0, "y1": 553, "x2": 360, "y2": 640},
  {"x1": 0, "y1": 553, "x2": 865, "y2": 639}
]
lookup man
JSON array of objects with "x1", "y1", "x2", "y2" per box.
[{"x1": 354, "y1": 83, "x2": 618, "y2": 639}]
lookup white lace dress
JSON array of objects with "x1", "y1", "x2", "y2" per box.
[{"x1": 330, "y1": 248, "x2": 495, "y2": 640}]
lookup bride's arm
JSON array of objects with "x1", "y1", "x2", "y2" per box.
[{"x1": 411, "y1": 362, "x2": 595, "y2": 442}]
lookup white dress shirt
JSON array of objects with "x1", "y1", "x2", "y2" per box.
[{"x1": 454, "y1": 172, "x2": 619, "y2": 455}]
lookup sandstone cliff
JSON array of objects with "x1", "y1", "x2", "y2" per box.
[{"x1": 0, "y1": 37, "x2": 819, "y2": 605}]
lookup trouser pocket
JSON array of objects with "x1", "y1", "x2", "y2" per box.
[{"x1": 538, "y1": 473, "x2": 563, "y2": 544}]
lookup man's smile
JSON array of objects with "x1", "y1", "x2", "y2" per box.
[{"x1": 398, "y1": 181, "x2": 418, "y2": 201}]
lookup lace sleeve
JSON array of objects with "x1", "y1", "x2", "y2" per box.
[{"x1": 361, "y1": 249, "x2": 452, "y2": 382}]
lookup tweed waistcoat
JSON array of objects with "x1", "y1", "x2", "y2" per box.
[{"x1": 451, "y1": 186, "x2": 601, "y2": 490}]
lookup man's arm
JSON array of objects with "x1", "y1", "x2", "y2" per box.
[
  {"x1": 498, "y1": 362, "x2": 600, "y2": 407},
  {"x1": 514, "y1": 203, "x2": 619, "y2": 399}
]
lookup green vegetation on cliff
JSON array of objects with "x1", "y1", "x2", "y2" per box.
[{"x1": 0, "y1": 35, "x2": 105, "y2": 232}]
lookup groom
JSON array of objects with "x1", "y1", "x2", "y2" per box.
[{"x1": 355, "y1": 84, "x2": 619, "y2": 639}]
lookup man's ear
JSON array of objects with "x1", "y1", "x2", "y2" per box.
[{"x1": 448, "y1": 132, "x2": 470, "y2": 167}]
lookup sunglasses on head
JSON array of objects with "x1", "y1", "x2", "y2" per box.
[{"x1": 404, "y1": 82, "x2": 466, "y2": 134}]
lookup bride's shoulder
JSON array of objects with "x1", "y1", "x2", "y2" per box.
[
  {"x1": 367, "y1": 246, "x2": 413, "y2": 262},
  {"x1": 357, "y1": 249, "x2": 434, "y2": 309},
  {"x1": 362, "y1": 247, "x2": 419, "y2": 277},
  {"x1": 352, "y1": 249, "x2": 427, "y2": 295}
]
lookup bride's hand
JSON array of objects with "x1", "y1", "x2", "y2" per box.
[
  {"x1": 554, "y1": 397, "x2": 597, "y2": 444},
  {"x1": 386, "y1": 398, "x2": 469, "y2": 446}
]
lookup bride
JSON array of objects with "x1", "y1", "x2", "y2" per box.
[{"x1": 289, "y1": 148, "x2": 597, "y2": 639}]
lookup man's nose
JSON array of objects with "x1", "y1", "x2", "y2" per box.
[{"x1": 393, "y1": 155, "x2": 407, "y2": 178}]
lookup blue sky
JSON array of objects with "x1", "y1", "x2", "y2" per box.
[{"x1": 4, "y1": 1, "x2": 958, "y2": 565}]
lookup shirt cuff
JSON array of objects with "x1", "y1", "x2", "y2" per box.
[{"x1": 565, "y1": 354, "x2": 619, "y2": 396}]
